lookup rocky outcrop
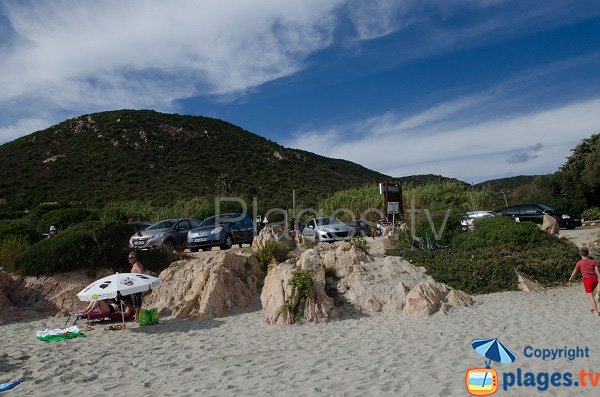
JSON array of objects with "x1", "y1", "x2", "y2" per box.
[
  {"x1": 144, "y1": 252, "x2": 262, "y2": 320},
  {"x1": 539, "y1": 214, "x2": 559, "y2": 235},
  {"x1": 0, "y1": 268, "x2": 111, "y2": 324},
  {"x1": 261, "y1": 242, "x2": 472, "y2": 322},
  {"x1": 252, "y1": 224, "x2": 301, "y2": 251},
  {"x1": 516, "y1": 271, "x2": 539, "y2": 292},
  {"x1": 403, "y1": 281, "x2": 474, "y2": 315},
  {"x1": 261, "y1": 250, "x2": 339, "y2": 325},
  {"x1": 317, "y1": 243, "x2": 472, "y2": 316}
]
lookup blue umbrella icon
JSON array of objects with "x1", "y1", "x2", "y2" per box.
[{"x1": 471, "y1": 338, "x2": 516, "y2": 389}]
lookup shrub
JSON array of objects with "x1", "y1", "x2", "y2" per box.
[
  {"x1": 278, "y1": 268, "x2": 314, "y2": 323},
  {"x1": 0, "y1": 236, "x2": 29, "y2": 269},
  {"x1": 345, "y1": 236, "x2": 369, "y2": 254},
  {"x1": 9, "y1": 221, "x2": 132, "y2": 275},
  {"x1": 133, "y1": 247, "x2": 177, "y2": 273},
  {"x1": 452, "y1": 216, "x2": 547, "y2": 250},
  {"x1": 253, "y1": 240, "x2": 290, "y2": 272},
  {"x1": 582, "y1": 207, "x2": 600, "y2": 221},
  {"x1": 37, "y1": 208, "x2": 97, "y2": 233},
  {"x1": 406, "y1": 208, "x2": 462, "y2": 248},
  {"x1": 387, "y1": 217, "x2": 577, "y2": 294},
  {"x1": 0, "y1": 220, "x2": 41, "y2": 244}
]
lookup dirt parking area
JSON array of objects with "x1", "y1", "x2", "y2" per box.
[{"x1": 560, "y1": 226, "x2": 600, "y2": 248}]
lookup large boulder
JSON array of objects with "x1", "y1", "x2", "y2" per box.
[
  {"x1": 145, "y1": 252, "x2": 262, "y2": 320},
  {"x1": 403, "y1": 281, "x2": 474, "y2": 315},
  {"x1": 261, "y1": 249, "x2": 339, "y2": 325},
  {"x1": 315, "y1": 242, "x2": 473, "y2": 315},
  {"x1": 252, "y1": 224, "x2": 299, "y2": 251},
  {"x1": 539, "y1": 214, "x2": 559, "y2": 235}
]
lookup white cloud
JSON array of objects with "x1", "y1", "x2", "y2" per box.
[
  {"x1": 287, "y1": 95, "x2": 600, "y2": 183},
  {"x1": 0, "y1": 118, "x2": 51, "y2": 144},
  {"x1": 0, "y1": 0, "x2": 598, "y2": 145}
]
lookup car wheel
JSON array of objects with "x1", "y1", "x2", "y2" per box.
[
  {"x1": 247, "y1": 236, "x2": 254, "y2": 246},
  {"x1": 164, "y1": 239, "x2": 175, "y2": 252},
  {"x1": 221, "y1": 235, "x2": 233, "y2": 250},
  {"x1": 314, "y1": 234, "x2": 320, "y2": 243},
  {"x1": 190, "y1": 247, "x2": 199, "y2": 253},
  {"x1": 201, "y1": 247, "x2": 211, "y2": 251},
  {"x1": 373, "y1": 229, "x2": 382, "y2": 238}
]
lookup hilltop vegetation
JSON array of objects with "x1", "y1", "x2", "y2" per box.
[
  {"x1": 475, "y1": 133, "x2": 600, "y2": 213},
  {"x1": 0, "y1": 109, "x2": 389, "y2": 213}
]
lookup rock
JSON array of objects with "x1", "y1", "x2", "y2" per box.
[
  {"x1": 292, "y1": 242, "x2": 473, "y2": 316},
  {"x1": 539, "y1": 214, "x2": 559, "y2": 235},
  {"x1": 0, "y1": 268, "x2": 111, "y2": 324},
  {"x1": 145, "y1": 252, "x2": 261, "y2": 320},
  {"x1": 261, "y1": 250, "x2": 339, "y2": 325},
  {"x1": 252, "y1": 224, "x2": 299, "y2": 251},
  {"x1": 516, "y1": 271, "x2": 539, "y2": 292}
]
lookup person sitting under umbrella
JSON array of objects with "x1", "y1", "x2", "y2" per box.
[{"x1": 80, "y1": 294, "x2": 134, "y2": 319}]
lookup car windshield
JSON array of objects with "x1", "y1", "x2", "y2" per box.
[
  {"x1": 200, "y1": 216, "x2": 231, "y2": 227},
  {"x1": 147, "y1": 220, "x2": 176, "y2": 230},
  {"x1": 315, "y1": 218, "x2": 343, "y2": 226},
  {"x1": 538, "y1": 204, "x2": 556, "y2": 212}
]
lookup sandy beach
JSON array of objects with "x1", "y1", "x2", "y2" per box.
[
  {"x1": 1, "y1": 227, "x2": 599, "y2": 396},
  {"x1": 2, "y1": 283, "x2": 600, "y2": 397}
]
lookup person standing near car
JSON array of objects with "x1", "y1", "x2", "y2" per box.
[
  {"x1": 569, "y1": 246, "x2": 600, "y2": 316},
  {"x1": 127, "y1": 251, "x2": 144, "y2": 321}
]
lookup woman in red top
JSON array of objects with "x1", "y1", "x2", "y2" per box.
[{"x1": 569, "y1": 246, "x2": 600, "y2": 315}]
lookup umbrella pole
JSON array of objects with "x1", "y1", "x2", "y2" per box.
[{"x1": 120, "y1": 297, "x2": 125, "y2": 329}]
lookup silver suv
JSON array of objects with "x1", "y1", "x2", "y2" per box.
[{"x1": 129, "y1": 218, "x2": 202, "y2": 251}]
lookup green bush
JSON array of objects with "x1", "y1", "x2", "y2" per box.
[
  {"x1": 452, "y1": 216, "x2": 547, "y2": 250},
  {"x1": 133, "y1": 247, "x2": 176, "y2": 273},
  {"x1": 406, "y1": 208, "x2": 462, "y2": 248},
  {"x1": 28, "y1": 203, "x2": 65, "y2": 220},
  {"x1": 0, "y1": 236, "x2": 29, "y2": 269},
  {"x1": 278, "y1": 268, "x2": 314, "y2": 323},
  {"x1": 254, "y1": 240, "x2": 290, "y2": 272},
  {"x1": 0, "y1": 220, "x2": 41, "y2": 244},
  {"x1": 582, "y1": 207, "x2": 600, "y2": 221},
  {"x1": 9, "y1": 221, "x2": 132, "y2": 275},
  {"x1": 346, "y1": 236, "x2": 369, "y2": 254},
  {"x1": 387, "y1": 216, "x2": 576, "y2": 294},
  {"x1": 37, "y1": 207, "x2": 97, "y2": 233}
]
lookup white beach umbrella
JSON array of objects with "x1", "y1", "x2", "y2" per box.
[
  {"x1": 77, "y1": 273, "x2": 161, "y2": 328},
  {"x1": 77, "y1": 273, "x2": 161, "y2": 302}
]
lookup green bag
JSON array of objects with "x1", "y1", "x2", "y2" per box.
[{"x1": 139, "y1": 308, "x2": 159, "y2": 326}]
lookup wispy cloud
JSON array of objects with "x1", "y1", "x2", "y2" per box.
[
  {"x1": 286, "y1": 56, "x2": 600, "y2": 182},
  {"x1": 0, "y1": 0, "x2": 599, "y2": 146}
]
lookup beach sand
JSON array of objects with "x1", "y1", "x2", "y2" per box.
[{"x1": 3, "y1": 283, "x2": 600, "y2": 396}]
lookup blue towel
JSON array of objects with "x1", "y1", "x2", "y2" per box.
[{"x1": 0, "y1": 379, "x2": 22, "y2": 392}]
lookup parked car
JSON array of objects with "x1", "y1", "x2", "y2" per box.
[
  {"x1": 500, "y1": 204, "x2": 581, "y2": 229},
  {"x1": 460, "y1": 211, "x2": 498, "y2": 231},
  {"x1": 345, "y1": 220, "x2": 371, "y2": 237},
  {"x1": 128, "y1": 221, "x2": 152, "y2": 233},
  {"x1": 187, "y1": 213, "x2": 254, "y2": 252},
  {"x1": 302, "y1": 217, "x2": 353, "y2": 243},
  {"x1": 129, "y1": 218, "x2": 202, "y2": 251}
]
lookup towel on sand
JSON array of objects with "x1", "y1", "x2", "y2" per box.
[{"x1": 36, "y1": 326, "x2": 86, "y2": 342}]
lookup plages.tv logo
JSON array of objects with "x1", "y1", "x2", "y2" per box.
[{"x1": 466, "y1": 338, "x2": 517, "y2": 396}]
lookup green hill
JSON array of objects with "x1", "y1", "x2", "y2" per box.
[{"x1": 0, "y1": 109, "x2": 393, "y2": 212}]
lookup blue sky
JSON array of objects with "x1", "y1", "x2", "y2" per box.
[{"x1": 1, "y1": 0, "x2": 600, "y2": 183}]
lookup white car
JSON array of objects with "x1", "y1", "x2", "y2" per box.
[
  {"x1": 460, "y1": 211, "x2": 498, "y2": 231},
  {"x1": 302, "y1": 217, "x2": 353, "y2": 243}
]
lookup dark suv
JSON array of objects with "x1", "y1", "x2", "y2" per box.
[
  {"x1": 500, "y1": 204, "x2": 581, "y2": 229},
  {"x1": 186, "y1": 213, "x2": 254, "y2": 251}
]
